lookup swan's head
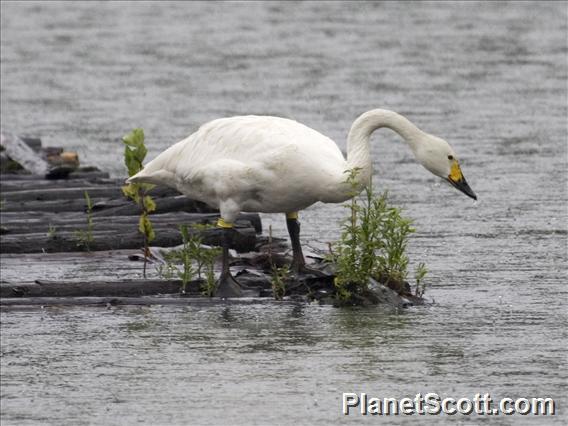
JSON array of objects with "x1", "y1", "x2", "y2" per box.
[{"x1": 416, "y1": 135, "x2": 477, "y2": 200}]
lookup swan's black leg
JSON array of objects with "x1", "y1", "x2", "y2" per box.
[
  {"x1": 215, "y1": 233, "x2": 243, "y2": 297},
  {"x1": 285, "y1": 212, "x2": 324, "y2": 276},
  {"x1": 215, "y1": 221, "x2": 243, "y2": 298}
]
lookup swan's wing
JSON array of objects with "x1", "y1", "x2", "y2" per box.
[
  {"x1": 180, "y1": 115, "x2": 344, "y2": 166},
  {"x1": 134, "y1": 115, "x2": 344, "y2": 185}
]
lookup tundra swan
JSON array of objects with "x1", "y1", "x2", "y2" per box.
[{"x1": 128, "y1": 109, "x2": 476, "y2": 297}]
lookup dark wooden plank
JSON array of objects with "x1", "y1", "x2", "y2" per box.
[
  {"x1": 1, "y1": 186, "x2": 125, "y2": 202},
  {"x1": 0, "y1": 296, "x2": 301, "y2": 307},
  {"x1": 0, "y1": 212, "x2": 262, "y2": 235},
  {"x1": 1, "y1": 279, "x2": 193, "y2": 298},
  {"x1": 91, "y1": 196, "x2": 217, "y2": 216},
  {"x1": 0, "y1": 197, "x2": 110, "y2": 213},
  {"x1": 0, "y1": 178, "x2": 120, "y2": 191},
  {"x1": 0, "y1": 171, "x2": 110, "y2": 181},
  {"x1": 0, "y1": 226, "x2": 257, "y2": 253}
]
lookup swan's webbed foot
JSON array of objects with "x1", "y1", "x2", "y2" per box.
[
  {"x1": 290, "y1": 260, "x2": 327, "y2": 278},
  {"x1": 215, "y1": 271, "x2": 244, "y2": 298}
]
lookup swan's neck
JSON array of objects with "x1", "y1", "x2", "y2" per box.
[{"x1": 346, "y1": 109, "x2": 425, "y2": 184}]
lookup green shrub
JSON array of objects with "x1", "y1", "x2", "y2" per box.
[
  {"x1": 121, "y1": 129, "x2": 156, "y2": 277},
  {"x1": 158, "y1": 224, "x2": 221, "y2": 295},
  {"x1": 331, "y1": 169, "x2": 427, "y2": 303},
  {"x1": 271, "y1": 265, "x2": 290, "y2": 300}
]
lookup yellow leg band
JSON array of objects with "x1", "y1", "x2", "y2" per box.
[
  {"x1": 217, "y1": 218, "x2": 234, "y2": 228},
  {"x1": 286, "y1": 212, "x2": 299, "y2": 220}
]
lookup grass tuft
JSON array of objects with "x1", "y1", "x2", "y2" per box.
[
  {"x1": 74, "y1": 191, "x2": 94, "y2": 251},
  {"x1": 158, "y1": 224, "x2": 221, "y2": 296}
]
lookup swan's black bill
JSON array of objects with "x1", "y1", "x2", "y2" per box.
[{"x1": 446, "y1": 176, "x2": 477, "y2": 200}]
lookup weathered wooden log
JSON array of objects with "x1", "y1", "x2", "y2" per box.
[
  {"x1": 0, "y1": 225, "x2": 257, "y2": 253},
  {"x1": 0, "y1": 279, "x2": 196, "y2": 298},
  {"x1": 0, "y1": 194, "x2": 209, "y2": 214},
  {"x1": 1, "y1": 186, "x2": 126, "y2": 202},
  {"x1": 0, "y1": 171, "x2": 110, "y2": 181},
  {"x1": 0, "y1": 212, "x2": 262, "y2": 235},
  {"x1": 91, "y1": 196, "x2": 217, "y2": 216},
  {"x1": 0, "y1": 179, "x2": 180, "y2": 196},
  {"x1": 0, "y1": 272, "x2": 274, "y2": 299},
  {"x1": 0, "y1": 196, "x2": 111, "y2": 213},
  {"x1": 0, "y1": 177, "x2": 119, "y2": 191},
  {"x1": 60, "y1": 170, "x2": 110, "y2": 180},
  {"x1": 0, "y1": 185, "x2": 180, "y2": 202},
  {"x1": 0, "y1": 215, "x2": 253, "y2": 234},
  {"x1": 0, "y1": 296, "x2": 299, "y2": 307}
]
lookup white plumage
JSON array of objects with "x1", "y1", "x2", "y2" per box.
[{"x1": 128, "y1": 109, "x2": 476, "y2": 223}]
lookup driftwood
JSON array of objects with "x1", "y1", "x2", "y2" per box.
[
  {"x1": 1, "y1": 196, "x2": 115, "y2": 213},
  {"x1": 0, "y1": 211, "x2": 262, "y2": 235},
  {"x1": 92, "y1": 196, "x2": 217, "y2": 216},
  {"x1": 1, "y1": 184, "x2": 181, "y2": 205},
  {"x1": 0, "y1": 153, "x2": 263, "y2": 254},
  {"x1": 0, "y1": 279, "x2": 195, "y2": 298},
  {"x1": 0, "y1": 194, "x2": 212, "y2": 214},
  {"x1": 0, "y1": 212, "x2": 262, "y2": 235},
  {"x1": 0, "y1": 296, "x2": 304, "y2": 307},
  {"x1": 0, "y1": 184, "x2": 183, "y2": 202},
  {"x1": 2, "y1": 186, "x2": 128, "y2": 202},
  {"x1": 0, "y1": 177, "x2": 119, "y2": 191},
  {"x1": 0, "y1": 225, "x2": 257, "y2": 254},
  {"x1": 0, "y1": 273, "x2": 416, "y2": 308},
  {"x1": 0, "y1": 273, "x2": 275, "y2": 299},
  {"x1": 0, "y1": 171, "x2": 110, "y2": 181}
]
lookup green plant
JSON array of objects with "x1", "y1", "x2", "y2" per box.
[
  {"x1": 331, "y1": 169, "x2": 427, "y2": 303},
  {"x1": 47, "y1": 224, "x2": 57, "y2": 239},
  {"x1": 155, "y1": 262, "x2": 176, "y2": 280},
  {"x1": 414, "y1": 262, "x2": 428, "y2": 297},
  {"x1": 74, "y1": 191, "x2": 94, "y2": 250},
  {"x1": 202, "y1": 260, "x2": 217, "y2": 297},
  {"x1": 177, "y1": 227, "x2": 196, "y2": 294},
  {"x1": 158, "y1": 224, "x2": 221, "y2": 295},
  {"x1": 122, "y1": 129, "x2": 156, "y2": 278},
  {"x1": 265, "y1": 224, "x2": 290, "y2": 300},
  {"x1": 271, "y1": 265, "x2": 290, "y2": 300},
  {"x1": 373, "y1": 193, "x2": 415, "y2": 287}
]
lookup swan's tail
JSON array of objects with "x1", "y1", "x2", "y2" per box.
[
  {"x1": 125, "y1": 165, "x2": 177, "y2": 187},
  {"x1": 125, "y1": 171, "x2": 149, "y2": 185},
  {"x1": 125, "y1": 142, "x2": 183, "y2": 187}
]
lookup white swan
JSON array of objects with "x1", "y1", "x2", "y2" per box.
[{"x1": 128, "y1": 109, "x2": 476, "y2": 296}]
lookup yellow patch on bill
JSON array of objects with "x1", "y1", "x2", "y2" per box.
[
  {"x1": 286, "y1": 212, "x2": 299, "y2": 220},
  {"x1": 449, "y1": 160, "x2": 464, "y2": 182}
]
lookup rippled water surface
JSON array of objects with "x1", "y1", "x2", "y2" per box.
[{"x1": 1, "y1": 1, "x2": 567, "y2": 425}]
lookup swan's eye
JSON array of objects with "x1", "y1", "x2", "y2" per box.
[{"x1": 447, "y1": 155, "x2": 454, "y2": 160}]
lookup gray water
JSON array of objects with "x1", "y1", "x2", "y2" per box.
[{"x1": 1, "y1": 1, "x2": 567, "y2": 425}]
